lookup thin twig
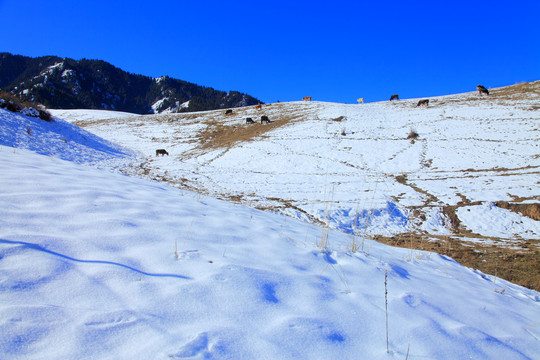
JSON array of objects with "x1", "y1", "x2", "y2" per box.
[{"x1": 385, "y1": 270, "x2": 389, "y2": 353}]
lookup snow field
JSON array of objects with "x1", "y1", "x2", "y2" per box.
[
  {"x1": 1, "y1": 144, "x2": 539, "y2": 359},
  {"x1": 58, "y1": 92, "x2": 539, "y2": 242}
]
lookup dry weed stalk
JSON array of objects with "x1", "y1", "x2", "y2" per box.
[{"x1": 385, "y1": 269, "x2": 389, "y2": 353}]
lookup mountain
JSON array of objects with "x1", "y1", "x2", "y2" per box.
[{"x1": 0, "y1": 52, "x2": 261, "y2": 114}]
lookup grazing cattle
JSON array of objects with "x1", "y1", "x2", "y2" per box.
[
  {"x1": 303, "y1": 96, "x2": 312, "y2": 102},
  {"x1": 156, "y1": 149, "x2": 169, "y2": 156},
  {"x1": 225, "y1": 109, "x2": 233, "y2": 115},
  {"x1": 417, "y1": 99, "x2": 429, "y2": 107},
  {"x1": 390, "y1": 94, "x2": 399, "y2": 101},
  {"x1": 246, "y1": 117, "x2": 255, "y2": 124},
  {"x1": 357, "y1": 98, "x2": 364, "y2": 104},
  {"x1": 261, "y1": 116, "x2": 270, "y2": 124},
  {"x1": 477, "y1": 85, "x2": 489, "y2": 96},
  {"x1": 255, "y1": 102, "x2": 262, "y2": 110}
]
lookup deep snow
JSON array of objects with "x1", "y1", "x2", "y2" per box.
[{"x1": 1, "y1": 101, "x2": 540, "y2": 358}]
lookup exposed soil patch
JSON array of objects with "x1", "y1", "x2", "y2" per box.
[
  {"x1": 441, "y1": 205, "x2": 462, "y2": 231},
  {"x1": 425, "y1": 80, "x2": 540, "y2": 106},
  {"x1": 198, "y1": 120, "x2": 285, "y2": 150},
  {"x1": 490, "y1": 80, "x2": 540, "y2": 98},
  {"x1": 196, "y1": 114, "x2": 301, "y2": 151},
  {"x1": 462, "y1": 165, "x2": 538, "y2": 173},
  {"x1": 373, "y1": 233, "x2": 540, "y2": 291},
  {"x1": 496, "y1": 201, "x2": 540, "y2": 221},
  {"x1": 255, "y1": 197, "x2": 326, "y2": 226},
  {"x1": 385, "y1": 174, "x2": 539, "y2": 290}
]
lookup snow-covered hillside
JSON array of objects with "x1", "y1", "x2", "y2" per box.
[
  {"x1": 1, "y1": 107, "x2": 539, "y2": 359},
  {"x1": 0, "y1": 106, "x2": 134, "y2": 166},
  {"x1": 57, "y1": 82, "x2": 540, "y2": 248}
]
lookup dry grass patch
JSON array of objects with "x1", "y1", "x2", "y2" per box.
[
  {"x1": 496, "y1": 202, "x2": 540, "y2": 221},
  {"x1": 441, "y1": 205, "x2": 462, "y2": 231},
  {"x1": 196, "y1": 114, "x2": 299, "y2": 151},
  {"x1": 491, "y1": 80, "x2": 540, "y2": 98},
  {"x1": 374, "y1": 233, "x2": 540, "y2": 291}
]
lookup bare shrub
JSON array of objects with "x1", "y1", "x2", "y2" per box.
[
  {"x1": 38, "y1": 109, "x2": 52, "y2": 121},
  {"x1": 407, "y1": 129, "x2": 419, "y2": 140},
  {"x1": 0, "y1": 91, "x2": 52, "y2": 121}
]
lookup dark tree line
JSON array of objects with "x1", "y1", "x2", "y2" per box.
[{"x1": 0, "y1": 52, "x2": 261, "y2": 114}]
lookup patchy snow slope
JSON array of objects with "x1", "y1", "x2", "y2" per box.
[
  {"x1": 55, "y1": 83, "x2": 540, "y2": 246},
  {"x1": 48, "y1": 108, "x2": 138, "y2": 125},
  {"x1": 1, "y1": 102, "x2": 540, "y2": 359},
  {"x1": 1, "y1": 143, "x2": 539, "y2": 359}
]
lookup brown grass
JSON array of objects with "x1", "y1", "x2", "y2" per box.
[
  {"x1": 496, "y1": 202, "x2": 540, "y2": 221},
  {"x1": 196, "y1": 114, "x2": 300, "y2": 151},
  {"x1": 428, "y1": 80, "x2": 540, "y2": 107},
  {"x1": 389, "y1": 171, "x2": 539, "y2": 290},
  {"x1": 374, "y1": 233, "x2": 540, "y2": 291},
  {"x1": 441, "y1": 205, "x2": 462, "y2": 231},
  {"x1": 490, "y1": 80, "x2": 540, "y2": 98}
]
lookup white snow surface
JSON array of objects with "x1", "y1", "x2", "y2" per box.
[
  {"x1": 457, "y1": 202, "x2": 540, "y2": 240},
  {"x1": 1, "y1": 104, "x2": 540, "y2": 359},
  {"x1": 49, "y1": 109, "x2": 139, "y2": 124}
]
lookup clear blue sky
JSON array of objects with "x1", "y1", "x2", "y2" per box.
[{"x1": 1, "y1": 0, "x2": 538, "y2": 104}]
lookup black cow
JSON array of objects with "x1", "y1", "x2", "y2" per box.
[
  {"x1": 225, "y1": 109, "x2": 233, "y2": 115},
  {"x1": 477, "y1": 85, "x2": 489, "y2": 96},
  {"x1": 246, "y1": 117, "x2": 255, "y2": 124},
  {"x1": 261, "y1": 116, "x2": 270, "y2": 124},
  {"x1": 156, "y1": 149, "x2": 169, "y2": 156},
  {"x1": 416, "y1": 99, "x2": 429, "y2": 107}
]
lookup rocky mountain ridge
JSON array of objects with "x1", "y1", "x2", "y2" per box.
[{"x1": 0, "y1": 52, "x2": 261, "y2": 114}]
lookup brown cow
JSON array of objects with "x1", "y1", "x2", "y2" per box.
[
  {"x1": 156, "y1": 149, "x2": 169, "y2": 156},
  {"x1": 390, "y1": 94, "x2": 399, "y2": 101},
  {"x1": 302, "y1": 96, "x2": 312, "y2": 101},
  {"x1": 417, "y1": 99, "x2": 429, "y2": 107},
  {"x1": 255, "y1": 102, "x2": 262, "y2": 110},
  {"x1": 477, "y1": 85, "x2": 489, "y2": 96}
]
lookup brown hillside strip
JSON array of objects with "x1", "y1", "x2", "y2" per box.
[
  {"x1": 373, "y1": 233, "x2": 540, "y2": 291},
  {"x1": 490, "y1": 80, "x2": 540, "y2": 98},
  {"x1": 496, "y1": 202, "x2": 540, "y2": 221},
  {"x1": 197, "y1": 115, "x2": 300, "y2": 150}
]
